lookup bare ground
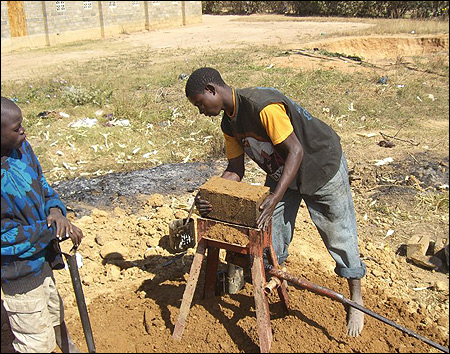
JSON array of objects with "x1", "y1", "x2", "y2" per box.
[{"x1": 1, "y1": 15, "x2": 449, "y2": 353}]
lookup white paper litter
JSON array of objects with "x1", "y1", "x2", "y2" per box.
[
  {"x1": 373, "y1": 157, "x2": 394, "y2": 166},
  {"x1": 68, "y1": 118, "x2": 97, "y2": 128}
]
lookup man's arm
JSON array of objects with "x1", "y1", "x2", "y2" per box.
[
  {"x1": 257, "y1": 132, "x2": 303, "y2": 230},
  {"x1": 222, "y1": 153, "x2": 245, "y2": 181},
  {"x1": 196, "y1": 154, "x2": 245, "y2": 217}
]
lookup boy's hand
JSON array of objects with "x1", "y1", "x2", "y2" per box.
[
  {"x1": 195, "y1": 193, "x2": 212, "y2": 217},
  {"x1": 47, "y1": 208, "x2": 84, "y2": 246},
  {"x1": 68, "y1": 224, "x2": 84, "y2": 247}
]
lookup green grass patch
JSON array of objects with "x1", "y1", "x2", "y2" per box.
[{"x1": 1, "y1": 31, "x2": 448, "y2": 184}]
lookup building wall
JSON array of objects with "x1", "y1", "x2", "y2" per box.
[
  {"x1": 0, "y1": 2, "x2": 10, "y2": 38},
  {"x1": 1, "y1": 1, "x2": 202, "y2": 52}
]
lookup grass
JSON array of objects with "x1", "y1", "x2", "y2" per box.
[
  {"x1": 1, "y1": 17, "x2": 449, "y2": 185},
  {"x1": 231, "y1": 14, "x2": 450, "y2": 36},
  {"x1": 3, "y1": 53, "x2": 448, "y2": 180},
  {"x1": 415, "y1": 191, "x2": 450, "y2": 213}
]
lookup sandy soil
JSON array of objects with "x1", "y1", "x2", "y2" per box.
[{"x1": 1, "y1": 15, "x2": 449, "y2": 354}]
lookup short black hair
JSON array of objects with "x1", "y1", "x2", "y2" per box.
[
  {"x1": 1, "y1": 96, "x2": 16, "y2": 111},
  {"x1": 185, "y1": 67, "x2": 226, "y2": 97},
  {"x1": 1, "y1": 97, "x2": 20, "y2": 122}
]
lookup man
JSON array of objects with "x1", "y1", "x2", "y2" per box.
[
  {"x1": 185, "y1": 67, "x2": 366, "y2": 337},
  {"x1": 1, "y1": 96, "x2": 83, "y2": 352}
]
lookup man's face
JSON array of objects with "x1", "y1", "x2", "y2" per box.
[
  {"x1": 188, "y1": 86, "x2": 223, "y2": 117},
  {"x1": 1, "y1": 106, "x2": 26, "y2": 151}
]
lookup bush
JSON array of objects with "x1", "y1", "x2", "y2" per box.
[{"x1": 202, "y1": 1, "x2": 450, "y2": 18}]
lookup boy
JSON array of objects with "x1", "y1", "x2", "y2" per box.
[
  {"x1": 1, "y1": 96, "x2": 83, "y2": 352},
  {"x1": 185, "y1": 67, "x2": 366, "y2": 337}
]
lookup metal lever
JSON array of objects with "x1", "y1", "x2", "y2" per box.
[{"x1": 265, "y1": 265, "x2": 449, "y2": 353}]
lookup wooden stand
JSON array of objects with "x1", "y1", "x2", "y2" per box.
[{"x1": 172, "y1": 217, "x2": 289, "y2": 353}]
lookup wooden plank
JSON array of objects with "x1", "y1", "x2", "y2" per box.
[
  {"x1": 203, "y1": 245, "x2": 219, "y2": 298},
  {"x1": 251, "y1": 255, "x2": 272, "y2": 353},
  {"x1": 172, "y1": 240, "x2": 206, "y2": 341}
]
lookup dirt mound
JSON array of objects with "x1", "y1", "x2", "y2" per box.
[
  {"x1": 1, "y1": 158, "x2": 448, "y2": 353},
  {"x1": 272, "y1": 34, "x2": 449, "y2": 72},
  {"x1": 305, "y1": 34, "x2": 449, "y2": 60}
]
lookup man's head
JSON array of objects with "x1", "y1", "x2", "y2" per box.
[
  {"x1": 1, "y1": 97, "x2": 26, "y2": 152},
  {"x1": 185, "y1": 67, "x2": 229, "y2": 117}
]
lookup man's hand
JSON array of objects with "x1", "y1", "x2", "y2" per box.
[
  {"x1": 257, "y1": 193, "x2": 280, "y2": 231},
  {"x1": 195, "y1": 193, "x2": 212, "y2": 217},
  {"x1": 47, "y1": 208, "x2": 84, "y2": 246}
]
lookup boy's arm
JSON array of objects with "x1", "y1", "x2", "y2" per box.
[
  {"x1": 196, "y1": 153, "x2": 245, "y2": 217},
  {"x1": 41, "y1": 174, "x2": 67, "y2": 217},
  {"x1": 257, "y1": 132, "x2": 303, "y2": 230},
  {"x1": 38, "y1": 171, "x2": 83, "y2": 244},
  {"x1": 195, "y1": 133, "x2": 245, "y2": 217},
  {"x1": 1, "y1": 204, "x2": 54, "y2": 258},
  {"x1": 28, "y1": 144, "x2": 67, "y2": 217},
  {"x1": 25, "y1": 143, "x2": 82, "y2": 244}
]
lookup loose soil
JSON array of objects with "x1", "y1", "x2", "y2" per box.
[
  {"x1": 203, "y1": 223, "x2": 250, "y2": 247},
  {"x1": 1, "y1": 15, "x2": 449, "y2": 353}
]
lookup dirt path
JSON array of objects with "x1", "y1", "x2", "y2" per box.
[
  {"x1": 1, "y1": 15, "x2": 449, "y2": 354},
  {"x1": 1, "y1": 15, "x2": 374, "y2": 82},
  {"x1": 3, "y1": 14, "x2": 447, "y2": 81}
]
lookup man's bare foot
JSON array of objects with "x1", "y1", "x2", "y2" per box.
[{"x1": 347, "y1": 278, "x2": 364, "y2": 337}]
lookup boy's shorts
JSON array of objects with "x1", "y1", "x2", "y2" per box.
[{"x1": 2, "y1": 275, "x2": 64, "y2": 353}]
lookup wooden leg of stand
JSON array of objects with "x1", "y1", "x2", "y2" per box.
[
  {"x1": 267, "y1": 246, "x2": 289, "y2": 313},
  {"x1": 204, "y1": 245, "x2": 220, "y2": 298},
  {"x1": 173, "y1": 240, "x2": 206, "y2": 341},
  {"x1": 251, "y1": 254, "x2": 272, "y2": 353}
]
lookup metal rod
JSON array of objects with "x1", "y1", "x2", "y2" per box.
[
  {"x1": 64, "y1": 250, "x2": 96, "y2": 353},
  {"x1": 264, "y1": 276, "x2": 281, "y2": 295},
  {"x1": 184, "y1": 191, "x2": 199, "y2": 228},
  {"x1": 265, "y1": 265, "x2": 449, "y2": 353}
]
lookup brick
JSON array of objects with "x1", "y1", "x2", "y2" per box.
[
  {"x1": 406, "y1": 234, "x2": 430, "y2": 258},
  {"x1": 199, "y1": 176, "x2": 270, "y2": 228},
  {"x1": 409, "y1": 254, "x2": 442, "y2": 270}
]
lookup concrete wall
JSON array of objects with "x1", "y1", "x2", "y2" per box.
[{"x1": 1, "y1": 1, "x2": 202, "y2": 52}]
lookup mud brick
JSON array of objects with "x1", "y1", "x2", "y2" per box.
[
  {"x1": 409, "y1": 254, "x2": 442, "y2": 270},
  {"x1": 406, "y1": 234, "x2": 430, "y2": 258},
  {"x1": 199, "y1": 176, "x2": 270, "y2": 228}
]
